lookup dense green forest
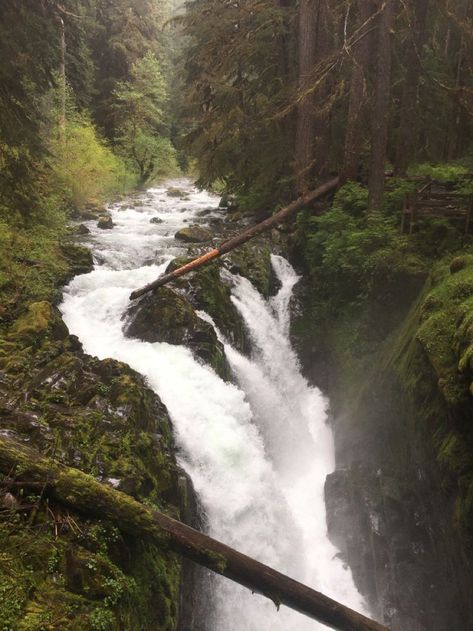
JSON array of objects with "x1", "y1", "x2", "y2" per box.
[
  {"x1": 2, "y1": 0, "x2": 472, "y2": 223},
  {"x1": 1, "y1": 1, "x2": 473, "y2": 630},
  {"x1": 0, "y1": 0, "x2": 183, "y2": 227}
]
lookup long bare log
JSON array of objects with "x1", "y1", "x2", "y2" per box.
[
  {"x1": 130, "y1": 177, "x2": 340, "y2": 301},
  {"x1": 0, "y1": 435, "x2": 389, "y2": 631}
]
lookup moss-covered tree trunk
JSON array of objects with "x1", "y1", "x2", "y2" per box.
[{"x1": 0, "y1": 435, "x2": 390, "y2": 631}]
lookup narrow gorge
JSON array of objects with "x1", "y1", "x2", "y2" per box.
[{"x1": 2, "y1": 1, "x2": 473, "y2": 629}]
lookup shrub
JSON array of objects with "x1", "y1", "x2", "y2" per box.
[
  {"x1": 48, "y1": 115, "x2": 134, "y2": 211},
  {"x1": 299, "y1": 183, "x2": 425, "y2": 307}
]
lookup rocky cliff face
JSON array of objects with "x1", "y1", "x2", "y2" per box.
[
  {"x1": 291, "y1": 255, "x2": 473, "y2": 631},
  {"x1": 0, "y1": 242, "x2": 201, "y2": 630}
]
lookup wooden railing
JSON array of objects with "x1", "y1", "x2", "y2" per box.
[{"x1": 401, "y1": 178, "x2": 473, "y2": 234}]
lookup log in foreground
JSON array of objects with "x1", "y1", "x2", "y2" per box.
[
  {"x1": 0, "y1": 436, "x2": 389, "y2": 631},
  {"x1": 130, "y1": 177, "x2": 340, "y2": 301}
]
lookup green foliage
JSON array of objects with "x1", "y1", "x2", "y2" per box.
[
  {"x1": 90, "y1": 0, "x2": 167, "y2": 138},
  {"x1": 115, "y1": 52, "x2": 168, "y2": 128},
  {"x1": 48, "y1": 113, "x2": 134, "y2": 211},
  {"x1": 120, "y1": 131, "x2": 178, "y2": 184},
  {"x1": 299, "y1": 183, "x2": 425, "y2": 307},
  {"x1": 0, "y1": 222, "x2": 70, "y2": 328},
  {"x1": 183, "y1": 0, "x2": 296, "y2": 207},
  {"x1": 410, "y1": 163, "x2": 471, "y2": 183},
  {"x1": 114, "y1": 53, "x2": 178, "y2": 183}
]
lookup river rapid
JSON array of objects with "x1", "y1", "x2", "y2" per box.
[{"x1": 60, "y1": 180, "x2": 365, "y2": 630}]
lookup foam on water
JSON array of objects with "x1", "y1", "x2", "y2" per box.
[{"x1": 60, "y1": 179, "x2": 365, "y2": 629}]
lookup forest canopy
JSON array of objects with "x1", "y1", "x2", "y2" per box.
[
  {"x1": 0, "y1": 0, "x2": 472, "y2": 221},
  {"x1": 181, "y1": 0, "x2": 473, "y2": 209}
]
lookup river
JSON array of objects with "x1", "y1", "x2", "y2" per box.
[{"x1": 60, "y1": 179, "x2": 365, "y2": 630}]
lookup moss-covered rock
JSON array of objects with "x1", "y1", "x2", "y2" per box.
[
  {"x1": 125, "y1": 287, "x2": 232, "y2": 380},
  {"x1": 61, "y1": 243, "x2": 94, "y2": 278},
  {"x1": 10, "y1": 301, "x2": 68, "y2": 344},
  {"x1": 166, "y1": 187, "x2": 188, "y2": 199},
  {"x1": 165, "y1": 260, "x2": 249, "y2": 353},
  {"x1": 76, "y1": 224, "x2": 91, "y2": 236},
  {"x1": 175, "y1": 225, "x2": 212, "y2": 243},
  {"x1": 0, "y1": 236, "x2": 193, "y2": 631},
  {"x1": 225, "y1": 239, "x2": 274, "y2": 297},
  {"x1": 97, "y1": 215, "x2": 114, "y2": 230}
]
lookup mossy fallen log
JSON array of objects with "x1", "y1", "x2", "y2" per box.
[
  {"x1": 0, "y1": 435, "x2": 390, "y2": 631},
  {"x1": 130, "y1": 177, "x2": 340, "y2": 301}
]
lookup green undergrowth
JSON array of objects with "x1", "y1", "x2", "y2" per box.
[
  {"x1": 410, "y1": 162, "x2": 473, "y2": 194},
  {"x1": 0, "y1": 222, "x2": 68, "y2": 323}
]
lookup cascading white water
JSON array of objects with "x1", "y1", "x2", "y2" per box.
[{"x1": 60, "y1": 179, "x2": 366, "y2": 629}]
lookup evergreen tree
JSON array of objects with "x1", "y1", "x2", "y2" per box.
[{"x1": 114, "y1": 53, "x2": 177, "y2": 184}]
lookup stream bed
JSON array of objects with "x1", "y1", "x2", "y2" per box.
[{"x1": 60, "y1": 180, "x2": 365, "y2": 630}]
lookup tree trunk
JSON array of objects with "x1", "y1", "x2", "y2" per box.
[
  {"x1": 59, "y1": 16, "x2": 66, "y2": 139},
  {"x1": 446, "y1": 0, "x2": 469, "y2": 161},
  {"x1": 368, "y1": 0, "x2": 395, "y2": 212},
  {"x1": 0, "y1": 435, "x2": 391, "y2": 631},
  {"x1": 130, "y1": 177, "x2": 339, "y2": 300},
  {"x1": 394, "y1": 0, "x2": 429, "y2": 175},
  {"x1": 312, "y1": 0, "x2": 335, "y2": 177},
  {"x1": 295, "y1": 0, "x2": 319, "y2": 193},
  {"x1": 341, "y1": 0, "x2": 373, "y2": 183}
]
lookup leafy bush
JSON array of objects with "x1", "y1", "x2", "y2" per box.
[
  {"x1": 331, "y1": 181, "x2": 368, "y2": 217},
  {"x1": 299, "y1": 183, "x2": 425, "y2": 307},
  {"x1": 410, "y1": 162, "x2": 473, "y2": 194},
  {"x1": 410, "y1": 162, "x2": 470, "y2": 182},
  {"x1": 48, "y1": 115, "x2": 134, "y2": 211}
]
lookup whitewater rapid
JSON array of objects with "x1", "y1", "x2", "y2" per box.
[{"x1": 60, "y1": 180, "x2": 365, "y2": 629}]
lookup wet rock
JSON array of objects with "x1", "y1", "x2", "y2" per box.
[
  {"x1": 125, "y1": 287, "x2": 232, "y2": 380},
  {"x1": 10, "y1": 302, "x2": 68, "y2": 343},
  {"x1": 97, "y1": 214, "x2": 114, "y2": 230},
  {"x1": 225, "y1": 240, "x2": 274, "y2": 297},
  {"x1": 75, "y1": 224, "x2": 90, "y2": 235},
  {"x1": 80, "y1": 211, "x2": 99, "y2": 221},
  {"x1": 167, "y1": 187, "x2": 188, "y2": 199},
  {"x1": 219, "y1": 194, "x2": 238, "y2": 210},
  {"x1": 61, "y1": 243, "x2": 94, "y2": 277},
  {"x1": 197, "y1": 208, "x2": 214, "y2": 217},
  {"x1": 175, "y1": 225, "x2": 212, "y2": 243},
  {"x1": 324, "y1": 460, "x2": 473, "y2": 631},
  {"x1": 164, "y1": 259, "x2": 249, "y2": 353},
  {"x1": 150, "y1": 217, "x2": 164, "y2": 224}
]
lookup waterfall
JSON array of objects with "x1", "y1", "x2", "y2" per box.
[{"x1": 60, "y1": 180, "x2": 365, "y2": 629}]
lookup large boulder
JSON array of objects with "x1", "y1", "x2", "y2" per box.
[
  {"x1": 10, "y1": 301, "x2": 68, "y2": 343},
  {"x1": 175, "y1": 225, "x2": 212, "y2": 243},
  {"x1": 125, "y1": 287, "x2": 231, "y2": 380},
  {"x1": 226, "y1": 239, "x2": 275, "y2": 297},
  {"x1": 165, "y1": 259, "x2": 249, "y2": 354},
  {"x1": 167, "y1": 187, "x2": 188, "y2": 199},
  {"x1": 97, "y1": 214, "x2": 114, "y2": 230},
  {"x1": 61, "y1": 243, "x2": 94, "y2": 278},
  {"x1": 75, "y1": 223, "x2": 90, "y2": 235}
]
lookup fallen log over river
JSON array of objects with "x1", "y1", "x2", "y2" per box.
[
  {"x1": 0, "y1": 434, "x2": 390, "y2": 631},
  {"x1": 130, "y1": 176, "x2": 340, "y2": 301}
]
